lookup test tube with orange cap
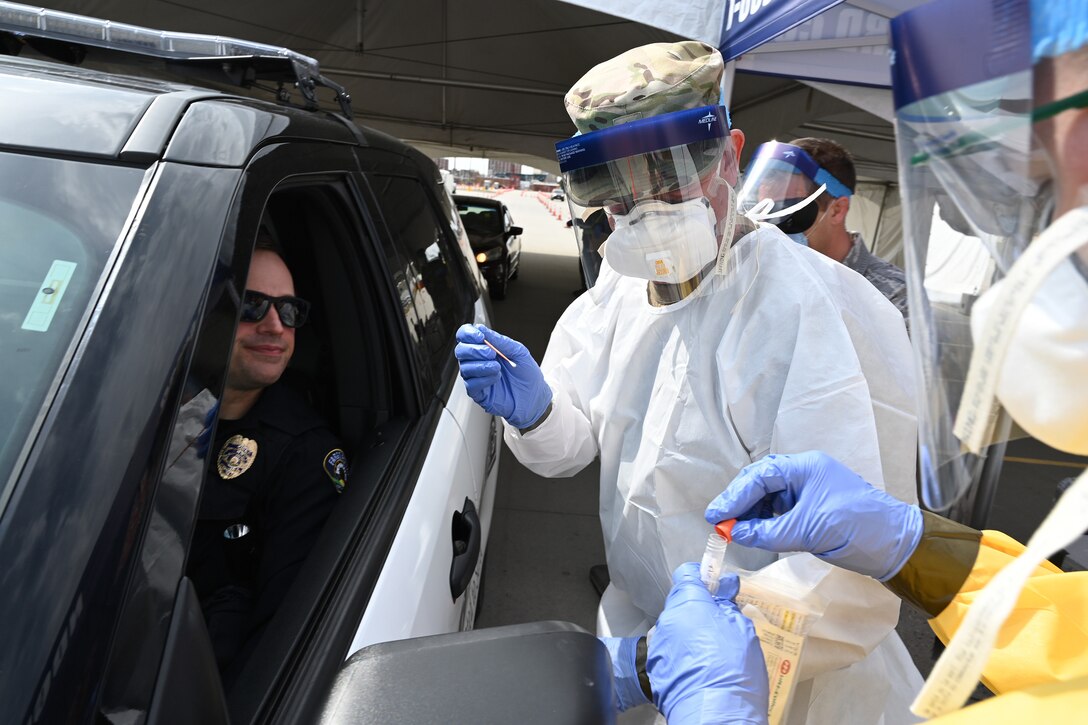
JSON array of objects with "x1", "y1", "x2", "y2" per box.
[{"x1": 699, "y1": 519, "x2": 736, "y2": 595}]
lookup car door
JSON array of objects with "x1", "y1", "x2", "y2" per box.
[
  {"x1": 348, "y1": 159, "x2": 492, "y2": 651},
  {"x1": 0, "y1": 150, "x2": 239, "y2": 725},
  {"x1": 120, "y1": 131, "x2": 484, "y2": 725},
  {"x1": 92, "y1": 136, "x2": 395, "y2": 725},
  {"x1": 425, "y1": 167, "x2": 502, "y2": 627}
]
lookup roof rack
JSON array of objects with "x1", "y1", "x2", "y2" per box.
[{"x1": 0, "y1": 0, "x2": 352, "y2": 116}]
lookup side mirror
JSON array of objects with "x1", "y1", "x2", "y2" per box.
[
  {"x1": 318, "y1": 622, "x2": 616, "y2": 724},
  {"x1": 508, "y1": 225, "x2": 523, "y2": 237}
]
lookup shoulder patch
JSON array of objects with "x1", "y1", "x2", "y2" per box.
[{"x1": 323, "y1": 449, "x2": 348, "y2": 493}]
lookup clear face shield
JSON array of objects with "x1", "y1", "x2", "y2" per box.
[
  {"x1": 892, "y1": 11, "x2": 1088, "y2": 514},
  {"x1": 736, "y1": 142, "x2": 853, "y2": 236},
  {"x1": 555, "y1": 106, "x2": 740, "y2": 298}
]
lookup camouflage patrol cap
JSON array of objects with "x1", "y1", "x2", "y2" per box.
[{"x1": 564, "y1": 40, "x2": 724, "y2": 133}]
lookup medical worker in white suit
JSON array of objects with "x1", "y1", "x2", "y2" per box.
[{"x1": 456, "y1": 40, "x2": 922, "y2": 724}]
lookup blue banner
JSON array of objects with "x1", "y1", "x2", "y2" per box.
[
  {"x1": 890, "y1": 0, "x2": 1029, "y2": 110},
  {"x1": 718, "y1": 0, "x2": 844, "y2": 62}
]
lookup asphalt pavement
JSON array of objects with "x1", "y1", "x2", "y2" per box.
[
  {"x1": 472, "y1": 190, "x2": 1087, "y2": 694},
  {"x1": 473, "y1": 190, "x2": 605, "y2": 635}
]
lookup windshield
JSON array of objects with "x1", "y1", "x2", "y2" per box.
[
  {"x1": 457, "y1": 203, "x2": 503, "y2": 236},
  {"x1": 1, "y1": 151, "x2": 145, "y2": 500}
]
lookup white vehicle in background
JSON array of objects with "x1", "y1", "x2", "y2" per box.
[{"x1": 439, "y1": 168, "x2": 457, "y2": 196}]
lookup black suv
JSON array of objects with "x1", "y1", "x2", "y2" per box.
[{"x1": 0, "y1": 3, "x2": 544, "y2": 723}]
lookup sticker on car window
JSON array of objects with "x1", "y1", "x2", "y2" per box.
[{"x1": 22, "y1": 259, "x2": 77, "y2": 332}]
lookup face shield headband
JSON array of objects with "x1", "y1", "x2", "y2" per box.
[
  {"x1": 555, "y1": 105, "x2": 733, "y2": 208},
  {"x1": 738, "y1": 142, "x2": 853, "y2": 233}
]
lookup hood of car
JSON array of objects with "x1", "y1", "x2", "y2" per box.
[{"x1": 467, "y1": 231, "x2": 504, "y2": 250}]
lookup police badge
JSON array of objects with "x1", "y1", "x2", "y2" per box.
[{"x1": 217, "y1": 435, "x2": 258, "y2": 479}]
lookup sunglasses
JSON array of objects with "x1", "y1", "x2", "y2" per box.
[{"x1": 241, "y1": 290, "x2": 310, "y2": 328}]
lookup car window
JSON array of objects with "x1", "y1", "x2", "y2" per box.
[
  {"x1": 111, "y1": 171, "x2": 414, "y2": 723},
  {"x1": 98, "y1": 227, "x2": 236, "y2": 720},
  {"x1": 0, "y1": 152, "x2": 146, "y2": 509},
  {"x1": 370, "y1": 175, "x2": 472, "y2": 380},
  {"x1": 457, "y1": 203, "x2": 504, "y2": 236}
]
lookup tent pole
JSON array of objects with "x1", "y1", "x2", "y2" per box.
[
  {"x1": 872, "y1": 182, "x2": 890, "y2": 251},
  {"x1": 721, "y1": 60, "x2": 736, "y2": 107},
  {"x1": 442, "y1": 0, "x2": 448, "y2": 129},
  {"x1": 355, "y1": 0, "x2": 364, "y2": 54},
  {"x1": 322, "y1": 68, "x2": 565, "y2": 97}
]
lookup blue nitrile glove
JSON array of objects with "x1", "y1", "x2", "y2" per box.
[
  {"x1": 648, "y1": 563, "x2": 769, "y2": 724},
  {"x1": 601, "y1": 564, "x2": 768, "y2": 722},
  {"x1": 454, "y1": 323, "x2": 552, "y2": 429},
  {"x1": 704, "y1": 451, "x2": 925, "y2": 581},
  {"x1": 601, "y1": 635, "x2": 652, "y2": 712}
]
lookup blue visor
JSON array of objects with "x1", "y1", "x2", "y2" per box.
[
  {"x1": 556, "y1": 105, "x2": 730, "y2": 173},
  {"x1": 890, "y1": 0, "x2": 1029, "y2": 110},
  {"x1": 746, "y1": 142, "x2": 853, "y2": 198}
]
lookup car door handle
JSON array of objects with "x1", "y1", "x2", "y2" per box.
[{"x1": 450, "y1": 497, "x2": 482, "y2": 600}]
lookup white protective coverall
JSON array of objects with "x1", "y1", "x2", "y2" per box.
[{"x1": 505, "y1": 225, "x2": 923, "y2": 724}]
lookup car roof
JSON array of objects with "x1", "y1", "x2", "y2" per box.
[
  {"x1": 452, "y1": 194, "x2": 503, "y2": 208},
  {"x1": 0, "y1": 53, "x2": 412, "y2": 165}
]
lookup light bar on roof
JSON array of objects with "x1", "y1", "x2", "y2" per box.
[{"x1": 0, "y1": 0, "x2": 320, "y2": 77}]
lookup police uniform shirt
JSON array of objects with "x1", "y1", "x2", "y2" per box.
[{"x1": 187, "y1": 381, "x2": 347, "y2": 672}]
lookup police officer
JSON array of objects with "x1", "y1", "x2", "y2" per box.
[{"x1": 186, "y1": 241, "x2": 347, "y2": 675}]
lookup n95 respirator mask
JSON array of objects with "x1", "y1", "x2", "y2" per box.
[{"x1": 603, "y1": 198, "x2": 719, "y2": 284}]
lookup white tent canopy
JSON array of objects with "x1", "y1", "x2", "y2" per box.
[
  {"x1": 559, "y1": 0, "x2": 928, "y2": 87},
  {"x1": 33, "y1": 2, "x2": 894, "y2": 168},
  {"x1": 34, "y1": 0, "x2": 907, "y2": 259}
]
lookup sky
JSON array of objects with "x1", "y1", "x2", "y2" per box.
[{"x1": 443, "y1": 157, "x2": 542, "y2": 175}]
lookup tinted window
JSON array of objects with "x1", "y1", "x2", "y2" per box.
[
  {"x1": 370, "y1": 175, "x2": 471, "y2": 376},
  {"x1": 0, "y1": 152, "x2": 145, "y2": 506},
  {"x1": 435, "y1": 184, "x2": 463, "y2": 237},
  {"x1": 457, "y1": 203, "x2": 503, "y2": 235}
]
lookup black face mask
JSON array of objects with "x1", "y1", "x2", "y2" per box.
[{"x1": 764, "y1": 196, "x2": 820, "y2": 234}]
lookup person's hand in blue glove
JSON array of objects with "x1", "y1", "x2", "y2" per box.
[
  {"x1": 602, "y1": 564, "x2": 769, "y2": 724},
  {"x1": 454, "y1": 323, "x2": 552, "y2": 430},
  {"x1": 704, "y1": 451, "x2": 924, "y2": 581},
  {"x1": 650, "y1": 563, "x2": 769, "y2": 724}
]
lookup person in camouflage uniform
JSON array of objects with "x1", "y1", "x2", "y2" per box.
[
  {"x1": 456, "y1": 41, "x2": 922, "y2": 724},
  {"x1": 565, "y1": 40, "x2": 725, "y2": 132}
]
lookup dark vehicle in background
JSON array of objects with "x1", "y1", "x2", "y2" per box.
[{"x1": 452, "y1": 194, "x2": 523, "y2": 300}]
